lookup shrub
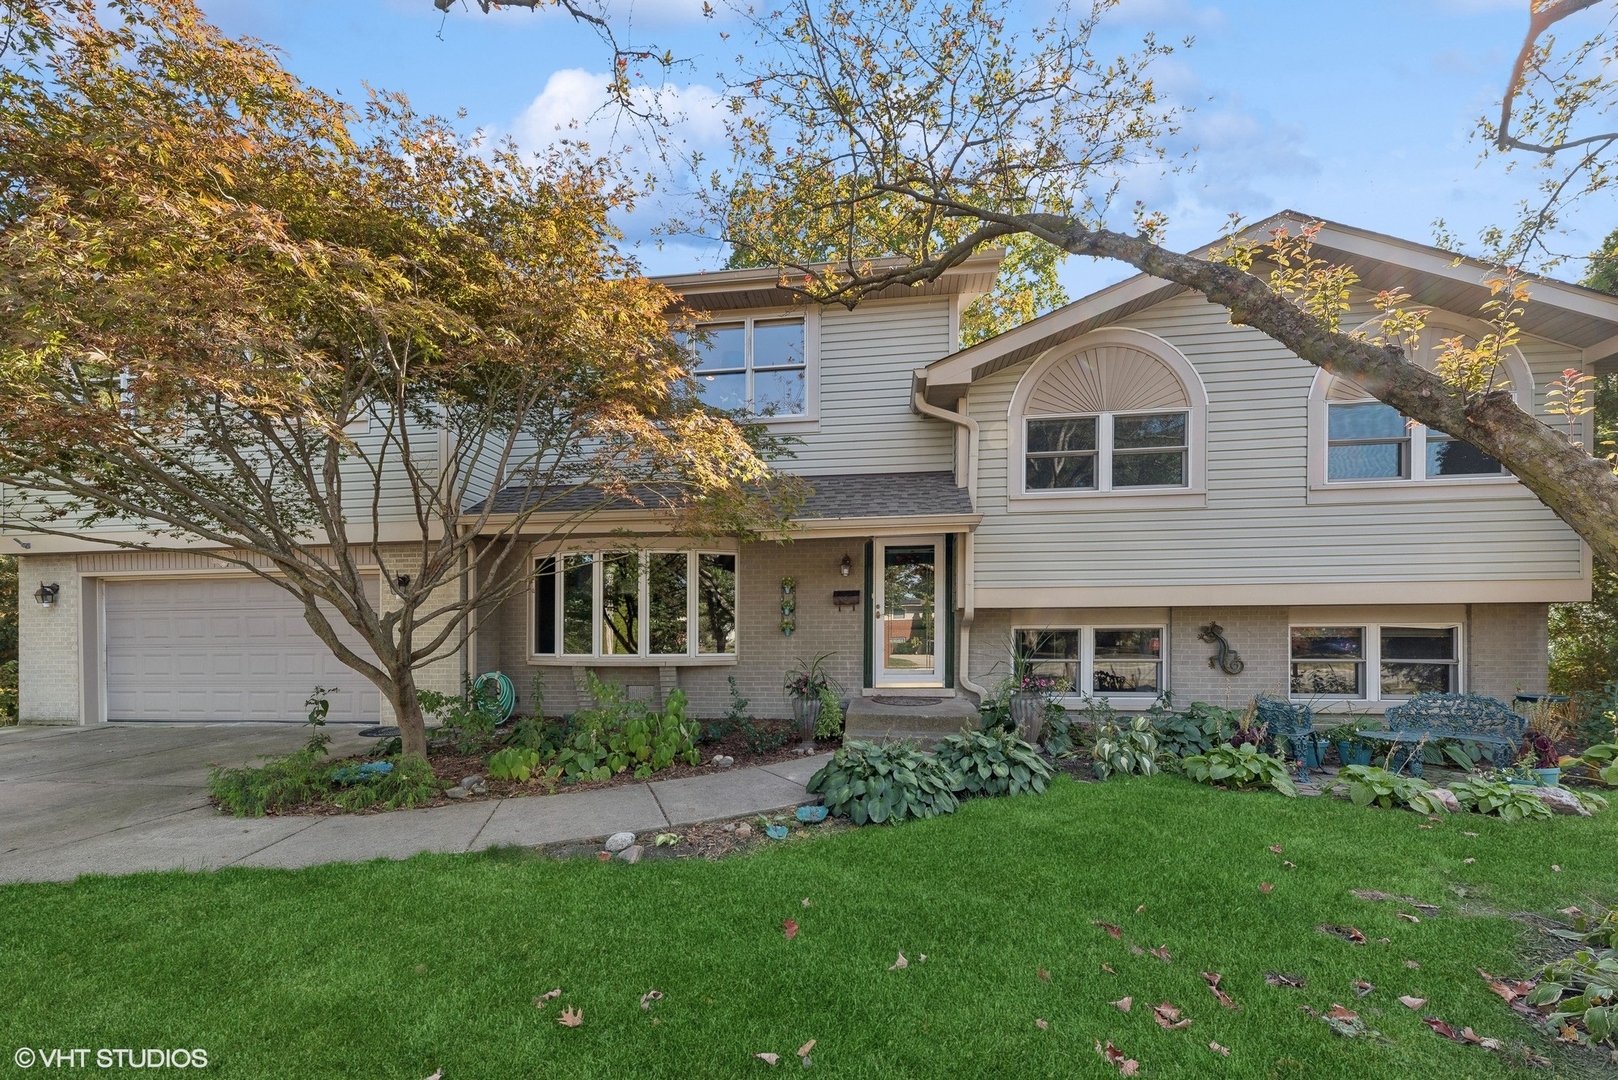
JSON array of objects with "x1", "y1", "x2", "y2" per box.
[
  {"x1": 806, "y1": 740, "x2": 959, "y2": 825},
  {"x1": 552, "y1": 676, "x2": 700, "y2": 782},
  {"x1": 420, "y1": 676, "x2": 503, "y2": 754},
  {"x1": 0, "y1": 658, "x2": 16, "y2": 725},
  {"x1": 1449, "y1": 776, "x2": 1554, "y2": 821},
  {"x1": 210, "y1": 749, "x2": 440, "y2": 816},
  {"x1": 933, "y1": 728, "x2": 1051, "y2": 797},
  {"x1": 1333, "y1": 765, "x2": 1451, "y2": 814},
  {"x1": 1089, "y1": 715, "x2": 1160, "y2": 780},
  {"x1": 1182, "y1": 743, "x2": 1297, "y2": 797}
]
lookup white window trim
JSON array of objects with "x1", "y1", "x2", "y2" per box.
[
  {"x1": 1307, "y1": 314, "x2": 1535, "y2": 504},
  {"x1": 1287, "y1": 621, "x2": 1464, "y2": 705},
  {"x1": 1014, "y1": 624, "x2": 1168, "y2": 707},
  {"x1": 1007, "y1": 327, "x2": 1207, "y2": 512},
  {"x1": 690, "y1": 308, "x2": 821, "y2": 427},
  {"x1": 528, "y1": 547, "x2": 739, "y2": 665}
]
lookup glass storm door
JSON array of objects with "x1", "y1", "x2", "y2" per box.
[{"x1": 874, "y1": 538, "x2": 941, "y2": 686}]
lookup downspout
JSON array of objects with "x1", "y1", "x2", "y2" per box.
[{"x1": 911, "y1": 372, "x2": 988, "y2": 701}]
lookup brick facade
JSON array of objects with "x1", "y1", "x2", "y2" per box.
[
  {"x1": 17, "y1": 555, "x2": 81, "y2": 724},
  {"x1": 1468, "y1": 603, "x2": 1549, "y2": 702}
]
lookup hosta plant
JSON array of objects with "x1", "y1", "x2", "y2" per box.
[
  {"x1": 1182, "y1": 743, "x2": 1298, "y2": 797},
  {"x1": 1333, "y1": 765, "x2": 1452, "y2": 814},
  {"x1": 933, "y1": 728, "x2": 1052, "y2": 797},
  {"x1": 1528, "y1": 949, "x2": 1618, "y2": 1048},
  {"x1": 806, "y1": 740, "x2": 959, "y2": 825},
  {"x1": 553, "y1": 680, "x2": 701, "y2": 782},
  {"x1": 1151, "y1": 701, "x2": 1238, "y2": 760},
  {"x1": 1089, "y1": 715, "x2": 1160, "y2": 780},
  {"x1": 1448, "y1": 776, "x2": 1554, "y2": 821},
  {"x1": 487, "y1": 746, "x2": 541, "y2": 782},
  {"x1": 1570, "y1": 742, "x2": 1618, "y2": 785}
]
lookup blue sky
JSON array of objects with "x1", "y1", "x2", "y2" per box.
[{"x1": 196, "y1": 0, "x2": 1616, "y2": 298}]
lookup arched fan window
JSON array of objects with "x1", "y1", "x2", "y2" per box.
[
  {"x1": 1009, "y1": 329, "x2": 1208, "y2": 506},
  {"x1": 1313, "y1": 318, "x2": 1534, "y2": 488}
]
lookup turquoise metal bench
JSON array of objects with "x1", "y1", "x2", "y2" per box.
[
  {"x1": 1254, "y1": 694, "x2": 1322, "y2": 767},
  {"x1": 1358, "y1": 693, "x2": 1526, "y2": 777}
]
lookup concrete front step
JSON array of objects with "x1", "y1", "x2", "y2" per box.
[{"x1": 842, "y1": 694, "x2": 979, "y2": 744}]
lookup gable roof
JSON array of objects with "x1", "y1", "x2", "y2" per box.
[
  {"x1": 656, "y1": 250, "x2": 1004, "y2": 313},
  {"x1": 918, "y1": 212, "x2": 1618, "y2": 406}
]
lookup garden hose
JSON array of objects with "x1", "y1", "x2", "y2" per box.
[{"x1": 474, "y1": 671, "x2": 517, "y2": 724}]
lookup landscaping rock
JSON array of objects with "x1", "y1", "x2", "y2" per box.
[
  {"x1": 459, "y1": 775, "x2": 488, "y2": 795},
  {"x1": 712, "y1": 755, "x2": 735, "y2": 768},
  {"x1": 722, "y1": 823, "x2": 736, "y2": 833},
  {"x1": 604, "y1": 831, "x2": 636, "y2": 852},
  {"x1": 444, "y1": 787, "x2": 468, "y2": 800},
  {"x1": 616, "y1": 845, "x2": 644, "y2": 864},
  {"x1": 1531, "y1": 786, "x2": 1591, "y2": 816},
  {"x1": 1427, "y1": 788, "x2": 1461, "y2": 813},
  {"x1": 734, "y1": 823, "x2": 752, "y2": 838}
]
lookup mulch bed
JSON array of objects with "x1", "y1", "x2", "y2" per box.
[{"x1": 537, "y1": 812, "x2": 853, "y2": 862}]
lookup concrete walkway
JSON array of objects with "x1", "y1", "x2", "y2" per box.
[{"x1": 0, "y1": 723, "x2": 829, "y2": 884}]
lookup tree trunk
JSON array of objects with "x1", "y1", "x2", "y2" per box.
[{"x1": 388, "y1": 673, "x2": 430, "y2": 761}]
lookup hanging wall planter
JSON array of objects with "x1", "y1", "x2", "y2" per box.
[{"x1": 780, "y1": 577, "x2": 796, "y2": 636}]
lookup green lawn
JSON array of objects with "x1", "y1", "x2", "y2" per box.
[{"x1": 1, "y1": 776, "x2": 1614, "y2": 1079}]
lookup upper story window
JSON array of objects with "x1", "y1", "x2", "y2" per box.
[
  {"x1": 533, "y1": 549, "x2": 737, "y2": 661},
  {"x1": 691, "y1": 315, "x2": 810, "y2": 418},
  {"x1": 1008, "y1": 328, "x2": 1207, "y2": 509},
  {"x1": 1311, "y1": 319, "x2": 1534, "y2": 497}
]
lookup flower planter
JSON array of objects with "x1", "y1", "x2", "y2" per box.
[
  {"x1": 1335, "y1": 742, "x2": 1374, "y2": 768},
  {"x1": 1009, "y1": 691, "x2": 1045, "y2": 746},
  {"x1": 1280, "y1": 734, "x2": 1324, "y2": 769},
  {"x1": 1533, "y1": 767, "x2": 1562, "y2": 787},
  {"x1": 791, "y1": 693, "x2": 822, "y2": 746}
]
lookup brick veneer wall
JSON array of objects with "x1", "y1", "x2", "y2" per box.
[
  {"x1": 1469, "y1": 603, "x2": 1549, "y2": 702},
  {"x1": 485, "y1": 538, "x2": 866, "y2": 719},
  {"x1": 1166, "y1": 607, "x2": 1291, "y2": 709},
  {"x1": 375, "y1": 544, "x2": 465, "y2": 723},
  {"x1": 17, "y1": 555, "x2": 80, "y2": 724}
]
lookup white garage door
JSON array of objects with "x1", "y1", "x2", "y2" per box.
[{"x1": 105, "y1": 577, "x2": 381, "y2": 723}]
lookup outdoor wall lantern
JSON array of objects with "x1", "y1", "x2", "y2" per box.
[
  {"x1": 34, "y1": 582, "x2": 60, "y2": 608},
  {"x1": 839, "y1": 554, "x2": 852, "y2": 577}
]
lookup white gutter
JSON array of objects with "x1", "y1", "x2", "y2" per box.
[{"x1": 911, "y1": 372, "x2": 988, "y2": 701}]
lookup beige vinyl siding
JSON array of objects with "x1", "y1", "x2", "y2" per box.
[
  {"x1": 969, "y1": 291, "x2": 1585, "y2": 590},
  {"x1": 779, "y1": 298, "x2": 956, "y2": 476}
]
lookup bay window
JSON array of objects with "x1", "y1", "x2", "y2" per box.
[
  {"x1": 1290, "y1": 623, "x2": 1459, "y2": 700},
  {"x1": 534, "y1": 550, "x2": 737, "y2": 659}
]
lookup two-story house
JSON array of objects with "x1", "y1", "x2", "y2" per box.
[{"x1": 11, "y1": 213, "x2": 1617, "y2": 730}]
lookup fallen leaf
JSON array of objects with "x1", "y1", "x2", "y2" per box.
[
  {"x1": 1128, "y1": 944, "x2": 1145, "y2": 956},
  {"x1": 783, "y1": 919, "x2": 799, "y2": 941},
  {"x1": 1209, "y1": 1041, "x2": 1230, "y2": 1057},
  {"x1": 1037, "y1": 967, "x2": 1050, "y2": 982},
  {"x1": 918, "y1": 954, "x2": 927, "y2": 963},
  {"x1": 1418, "y1": 824, "x2": 1434, "y2": 830},
  {"x1": 1153, "y1": 1001, "x2": 1193, "y2": 1030},
  {"x1": 1265, "y1": 972, "x2": 1307, "y2": 988},
  {"x1": 1259, "y1": 882, "x2": 1274, "y2": 894},
  {"x1": 1112, "y1": 996, "x2": 1133, "y2": 1012},
  {"x1": 1559, "y1": 906, "x2": 1584, "y2": 917},
  {"x1": 1317, "y1": 924, "x2": 1367, "y2": 944},
  {"x1": 1404, "y1": 960, "x2": 1421, "y2": 969},
  {"x1": 1135, "y1": 904, "x2": 1146, "y2": 913},
  {"x1": 1093, "y1": 921, "x2": 1123, "y2": 939},
  {"x1": 1399, "y1": 996, "x2": 1427, "y2": 1010},
  {"x1": 802, "y1": 898, "x2": 811, "y2": 907},
  {"x1": 1464, "y1": 858, "x2": 1475, "y2": 865},
  {"x1": 1352, "y1": 979, "x2": 1375, "y2": 998},
  {"x1": 1102, "y1": 963, "x2": 1117, "y2": 974},
  {"x1": 533, "y1": 988, "x2": 562, "y2": 1009},
  {"x1": 1463, "y1": 830, "x2": 1477, "y2": 837},
  {"x1": 754, "y1": 1052, "x2": 779, "y2": 1066},
  {"x1": 558, "y1": 1006, "x2": 583, "y2": 1028},
  {"x1": 1269, "y1": 844, "x2": 1283, "y2": 853},
  {"x1": 888, "y1": 952, "x2": 908, "y2": 971},
  {"x1": 1035, "y1": 1018, "x2": 1048, "y2": 1030},
  {"x1": 1327, "y1": 1004, "x2": 1358, "y2": 1022},
  {"x1": 1552, "y1": 864, "x2": 1562, "y2": 872},
  {"x1": 1349, "y1": 890, "x2": 1441, "y2": 915},
  {"x1": 1095, "y1": 1040, "x2": 1140, "y2": 1076},
  {"x1": 1149, "y1": 945, "x2": 1173, "y2": 963},
  {"x1": 1201, "y1": 971, "x2": 1239, "y2": 1009},
  {"x1": 1282, "y1": 860, "x2": 1296, "y2": 868},
  {"x1": 597, "y1": 851, "x2": 611, "y2": 862},
  {"x1": 423, "y1": 1072, "x2": 442, "y2": 1080},
  {"x1": 797, "y1": 1041, "x2": 815, "y2": 1058},
  {"x1": 1396, "y1": 912, "x2": 1420, "y2": 923},
  {"x1": 640, "y1": 990, "x2": 663, "y2": 1010}
]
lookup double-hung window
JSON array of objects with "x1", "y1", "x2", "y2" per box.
[
  {"x1": 1015, "y1": 626, "x2": 1165, "y2": 699},
  {"x1": 534, "y1": 551, "x2": 737, "y2": 659},
  {"x1": 691, "y1": 317, "x2": 808, "y2": 418},
  {"x1": 1290, "y1": 624, "x2": 1459, "y2": 700},
  {"x1": 1326, "y1": 400, "x2": 1501, "y2": 482},
  {"x1": 1025, "y1": 411, "x2": 1188, "y2": 492}
]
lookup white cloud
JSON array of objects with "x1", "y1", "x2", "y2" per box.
[{"x1": 513, "y1": 68, "x2": 728, "y2": 160}]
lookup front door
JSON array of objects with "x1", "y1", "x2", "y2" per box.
[{"x1": 873, "y1": 537, "x2": 943, "y2": 687}]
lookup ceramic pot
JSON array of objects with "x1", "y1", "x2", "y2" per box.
[
  {"x1": 1010, "y1": 691, "x2": 1045, "y2": 745},
  {"x1": 1533, "y1": 767, "x2": 1562, "y2": 787},
  {"x1": 791, "y1": 693, "x2": 822, "y2": 745}
]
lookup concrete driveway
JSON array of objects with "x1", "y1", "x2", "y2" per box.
[{"x1": 0, "y1": 723, "x2": 826, "y2": 884}]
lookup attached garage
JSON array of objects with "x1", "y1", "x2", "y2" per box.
[{"x1": 104, "y1": 577, "x2": 380, "y2": 723}]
